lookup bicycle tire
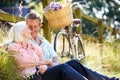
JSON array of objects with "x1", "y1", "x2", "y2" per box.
[
  {"x1": 77, "y1": 35, "x2": 86, "y2": 63},
  {"x1": 54, "y1": 31, "x2": 73, "y2": 59}
]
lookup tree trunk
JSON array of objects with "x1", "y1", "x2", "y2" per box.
[{"x1": 42, "y1": 0, "x2": 54, "y2": 42}]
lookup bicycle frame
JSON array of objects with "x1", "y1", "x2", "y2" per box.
[
  {"x1": 53, "y1": 19, "x2": 85, "y2": 63},
  {"x1": 53, "y1": 1, "x2": 86, "y2": 62},
  {"x1": 63, "y1": 25, "x2": 82, "y2": 59}
]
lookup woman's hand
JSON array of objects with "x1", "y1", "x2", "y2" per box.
[{"x1": 39, "y1": 65, "x2": 48, "y2": 74}]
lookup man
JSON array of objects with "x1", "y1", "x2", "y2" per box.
[
  {"x1": 26, "y1": 12, "x2": 60, "y2": 67},
  {"x1": 26, "y1": 13, "x2": 120, "y2": 80}
]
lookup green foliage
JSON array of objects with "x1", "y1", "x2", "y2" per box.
[
  {"x1": 83, "y1": 0, "x2": 120, "y2": 23},
  {"x1": 82, "y1": 18, "x2": 98, "y2": 37},
  {"x1": 0, "y1": 21, "x2": 10, "y2": 43},
  {"x1": 0, "y1": 49, "x2": 21, "y2": 80},
  {"x1": 0, "y1": 31, "x2": 4, "y2": 43},
  {"x1": 28, "y1": 2, "x2": 43, "y2": 16}
]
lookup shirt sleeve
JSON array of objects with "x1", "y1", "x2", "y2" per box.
[
  {"x1": 8, "y1": 43, "x2": 19, "y2": 52},
  {"x1": 30, "y1": 44, "x2": 44, "y2": 60},
  {"x1": 8, "y1": 43, "x2": 40, "y2": 65},
  {"x1": 41, "y1": 37, "x2": 58, "y2": 60}
]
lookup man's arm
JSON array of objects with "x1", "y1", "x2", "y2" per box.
[
  {"x1": 52, "y1": 56, "x2": 61, "y2": 66},
  {"x1": 39, "y1": 56, "x2": 61, "y2": 67}
]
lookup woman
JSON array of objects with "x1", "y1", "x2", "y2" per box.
[
  {"x1": 8, "y1": 21, "x2": 47, "y2": 79},
  {"x1": 8, "y1": 21, "x2": 87, "y2": 80}
]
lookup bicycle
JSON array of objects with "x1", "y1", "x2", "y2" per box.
[
  {"x1": 53, "y1": 18, "x2": 86, "y2": 63},
  {"x1": 53, "y1": 1, "x2": 86, "y2": 63}
]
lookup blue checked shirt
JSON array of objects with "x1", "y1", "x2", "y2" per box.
[{"x1": 29, "y1": 37, "x2": 57, "y2": 60}]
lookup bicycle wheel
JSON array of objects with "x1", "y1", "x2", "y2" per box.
[
  {"x1": 77, "y1": 35, "x2": 86, "y2": 63},
  {"x1": 54, "y1": 31, "x2": 73, "y2": 59}
]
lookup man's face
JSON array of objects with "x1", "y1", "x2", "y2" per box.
[{"x1": 26, "y1": 19, "x2": 42, "y2": 38}]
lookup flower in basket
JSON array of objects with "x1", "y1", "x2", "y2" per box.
[
  {"x1": 44, "y1": 2, "x2": 63, "y2": 12},
  {"x1": 50, "y1": 2, "x2": 62, "y2": 10},
  {"x1": 43, "y1": 0, "x2": 73, "y2": 28}
]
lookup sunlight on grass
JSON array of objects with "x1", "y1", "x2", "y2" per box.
[
  {"x1": 84, "y1": 40, "x2": 120, "y2": 78},
  {"x1": 0, "y1": 27, "x2": 120, "y2": 78}
]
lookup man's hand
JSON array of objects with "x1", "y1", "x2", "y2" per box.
[
  {"x1": 39, "y1": 65, "x2": 48, "y2": 74},
  {"x1": 39, "y1": 56, "x2": 60, "y2": 67}
]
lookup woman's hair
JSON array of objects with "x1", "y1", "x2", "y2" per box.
[{"x1": 9, "y1": 21, "x2": 26, "y2": 42}]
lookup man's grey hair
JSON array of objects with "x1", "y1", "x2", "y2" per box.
[
  {"x1": 25, "y1": 12, "x2": 41, "y2": 22},
  {"x1": 9, "y1": 21, "x2": 26, "y2": 42}
]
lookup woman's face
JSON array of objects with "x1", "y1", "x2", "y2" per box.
[{"x1": 22, "y1": 26, "x2": 32, "y2": 40}]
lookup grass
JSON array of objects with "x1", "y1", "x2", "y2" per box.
[
  {"x1": 0, "y1": 27, "x2": 120, "y2": 79},
  {"x1": 0, "y1": 48, "x2": 21, "y2": 80},
  {"x1": 84, "y1": 40, "x2": 120, "y2": 78},
  {"x1": 51, "y1": 33, "x2": 120, "y2": 78},
  {"x1": 53, "y1": 33, "x2": 120, "y2": 78}
]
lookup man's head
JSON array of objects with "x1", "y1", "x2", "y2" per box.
[{"x1": 25, "y1": 12, "x2": 42, "y2": 40}]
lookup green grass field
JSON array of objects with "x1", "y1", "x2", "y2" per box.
[{"x1": 0, "y1": 29, "x2": 120, "y2": 79}]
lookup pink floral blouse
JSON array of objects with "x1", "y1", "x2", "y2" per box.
[{"x1": 8, "y1": 42, "x2": 43, "y2": 78}]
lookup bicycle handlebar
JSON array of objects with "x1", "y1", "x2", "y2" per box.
[
  {"x1": 72, "y1": 19, "x2": 81, "y2": 27},
  {"x1": 72, "y1": 1, "x2": 85, "y2": 7}
]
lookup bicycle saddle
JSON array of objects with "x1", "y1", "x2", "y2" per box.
[{"x1": 73, "y1": 18, "x2": 81, "y2": 26}]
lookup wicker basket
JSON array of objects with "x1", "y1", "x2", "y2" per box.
[{"x1": 44, "y1": 3, "x2": 73, "y2": 28}]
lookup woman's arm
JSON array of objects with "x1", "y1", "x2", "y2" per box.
[
  {"x1": 9, "y1": 50, "x2": 43, "y2": 69},
  {"x1": 18, "y1": 60, "x2": 43, "y2": 69}
]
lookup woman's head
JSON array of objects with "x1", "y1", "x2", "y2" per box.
[{"x1": 9, "y1": 21, "x2": 31, "y2": 42}]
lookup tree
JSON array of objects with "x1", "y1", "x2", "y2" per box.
[{"x1": 73, "y1": 0, "x2": 120, "y2": 38}]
